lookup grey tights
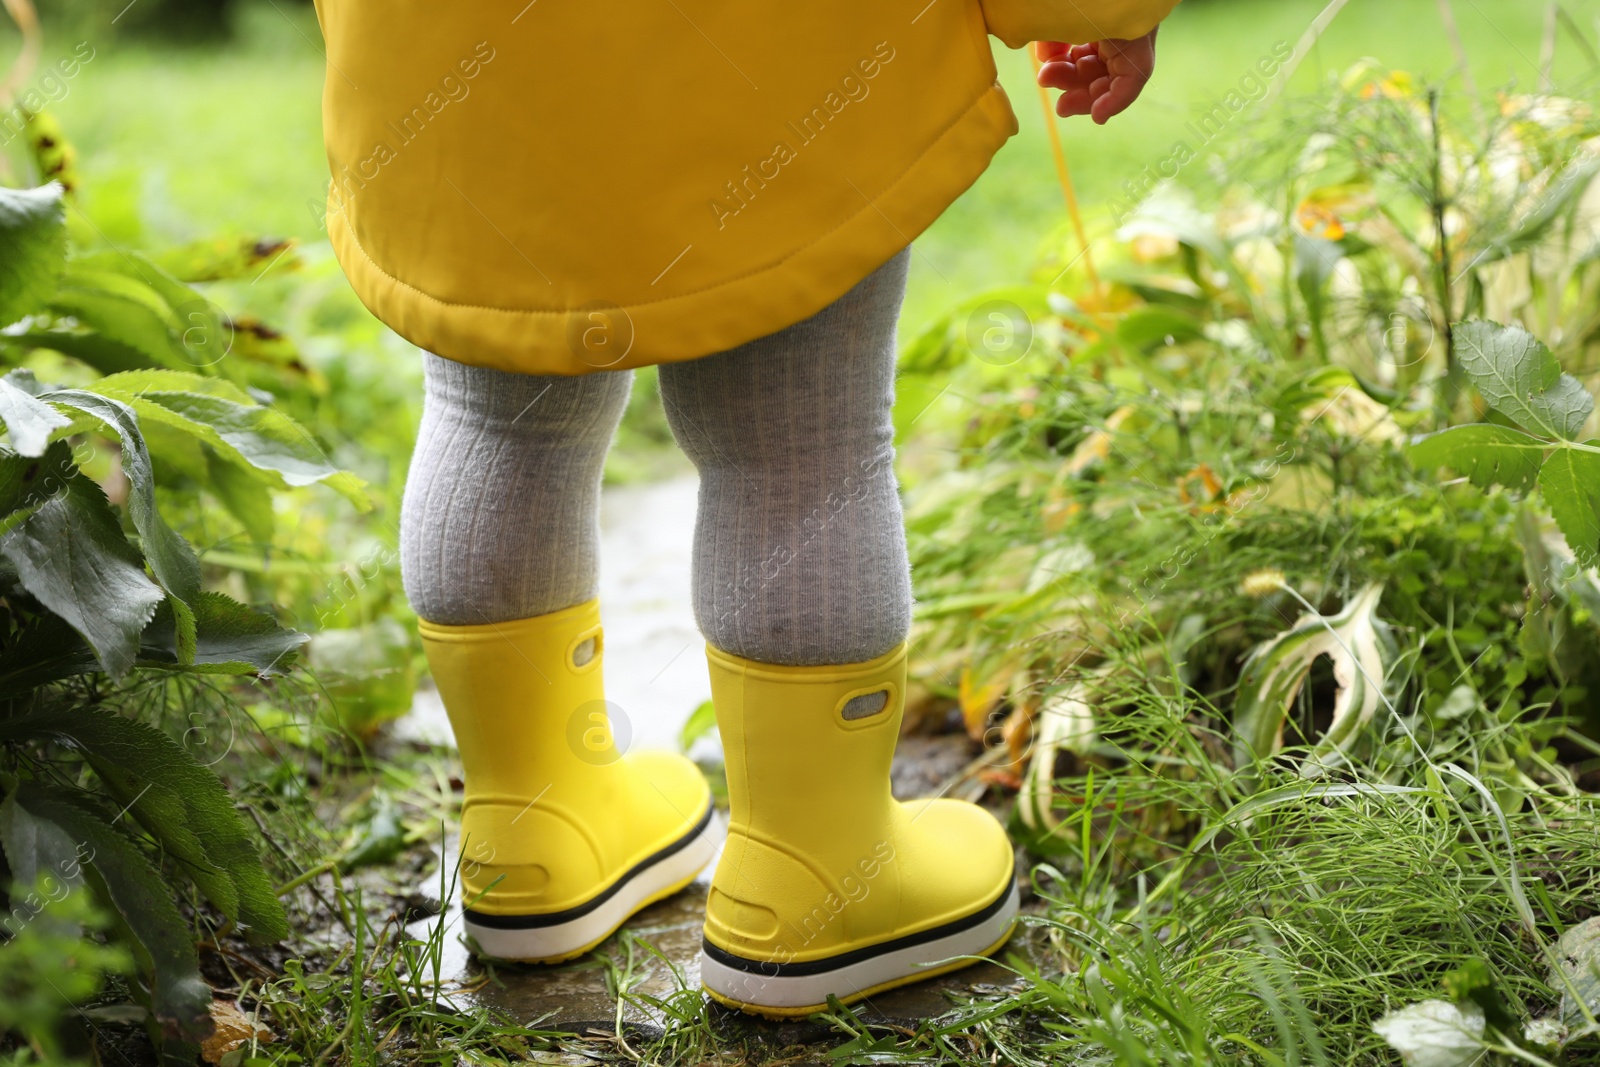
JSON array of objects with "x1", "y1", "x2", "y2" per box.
[{"x1": 399, "y1": 249, "x2": 912, "y2": 666}]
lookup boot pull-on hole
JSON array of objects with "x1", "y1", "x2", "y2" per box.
[
  {"x1": 572, "y1": 636, "x2": 598, "y2": 668},
  {"x1": 841, "y1": 689, "x2": 890, "y2": 721}
]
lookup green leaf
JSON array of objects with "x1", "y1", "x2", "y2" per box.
[
  {"x1": 0, "y1": 473, "x2": 165, "y2": 678},
  {"x1": 206, "y1": 447, "x2": 274, "y2": 543},
  {"x1": 1115, "y1": 305, "x2": 1205, "y2": 352},
  {"x1": 1455, "y1": 320, "x2": 1595, "y2": 440},
  {"x1": 0, "y1": 786, "x2": 88, "y2": 892},
  {"x1": 678, "y1": 699, "x2": 718, "y2": 753},
  {"x1": 13, "y1": 329, "x2": 164, "y2": 375},
  {"x1": 93, "y1": 369, "x2": 255, "y2": 404},
  {"x1": 0, "y1": 375, "x2": 70, "y2": 457},
  {"x1": 140, "y1": 590, "x2": 307, "y2": 676},
  {"x1": 75, "y1": 251, "x2": 233, "y2": 372},
  {"x1": 141, "y1": 392, "x2": 361, "y2": 494},
  {"x1": 0, "y1": 784, "x2": 214, "y2": 1041},
  {"x1": 1538, "y1": 447, "x2": 1600, "y2": 570},
  {"x1": 0, "y1": 588, "x2": 303, "y2": 693},
  {"x1": 46, "y1": 268, "x2": 193, "y2": 371},
  {"x1": 0, "y1": 613, "x2": 100, "y2": 698},
  {"x1": 0, "y1": 708, "x2": 289, "y2": 944},
  {"x1": 1119, "y1": 184, "x2": 1230, "y2": 263},
  {"x1": 0, "y1": 183, "x2": 68, "y2": 327},
  {"x1": 0, "y1": 438, "x2": 75, "y2": 529},
  {"x1": 76, "y1": 251, "x2": 199, "y2": 317},
  {"x1": 308, "y1": 619, "x2": 413, "y2": 734},
  {"x1": 339, "y1": 791, "x2": 406, "y2": 872},
  {"x1": 91, "y1": 372, "x2": 370, "y2": 510},
  {"x1": 1406, "y1": 424, "x2": 1545, "y2": 491},
  {"x1": 42, "y1": 389, "x2": 201, "y2": 603},
  {"x1": 1442, "y1": 959, "x2": 1518, "y2": 1033}
]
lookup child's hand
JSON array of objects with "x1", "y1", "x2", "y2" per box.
[{"x1": 1035, "y1": 31, "x2": 1158, "y2": 125}]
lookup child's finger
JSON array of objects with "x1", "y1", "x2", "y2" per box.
[
  {"x1": 1074, "y1": 54, "x2": 1108, "y2": 84},
  {"x1": 1090, "y1": 73, "x2": 1148, "y2": 124},
  {"x1": 1036, "y1": 59, "x2": 1091, "y2": 92},
  {"x1": 1034, "y1": 40, "x2": 1070, "y2": 61},
  {"x1": 1054, "y1": 86, "x2": 1095, "y2": 116}
]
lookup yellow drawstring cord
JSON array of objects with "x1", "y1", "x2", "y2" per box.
[{"x1": 1030, "y1": 50, "x2": 1103, "y2": 299}]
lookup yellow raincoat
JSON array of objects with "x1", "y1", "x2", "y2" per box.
[{"x1": 313, "y1": 0, "x2": 1178, "y2": 376}]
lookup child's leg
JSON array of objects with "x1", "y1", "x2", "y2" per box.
[
  {"x1": 662, "y1": 250, "x2": 1018, "y2": 1016},
  {"x1": 656, "y1": 249, "x2": 914, "y2": 667},
  {"x1": 399, "y1": 353, "x2": 631, "y2": 625},
  {"x1": 400, "y1": 353, "x2": 716, "y2": 963}
]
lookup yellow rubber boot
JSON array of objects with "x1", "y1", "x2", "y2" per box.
[
  {"x1": 419, "y1": 599, "x2": 717, "y2": 963},
  {"x1": 700, "y1": 642, "x2": 1018, "y2": 1016}
]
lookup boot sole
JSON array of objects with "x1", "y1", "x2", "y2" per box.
[
  {"x1": 463, "y1": 803, "x2": 719, "y2": 964},
  {"x1": 700, "y1": 879, "x2": 1020, "y2": 1018}
]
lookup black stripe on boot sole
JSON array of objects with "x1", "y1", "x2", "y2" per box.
[
  {"x1": 701, "y1": 860, "x2": 1017, "y2": 978},
  {"x1": 463, "y1": 801, "x2": 716, "y2": 930}
]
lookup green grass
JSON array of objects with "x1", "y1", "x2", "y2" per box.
[{"x1": 14, "y1": 0, "x2": 1598, "y2": 333}]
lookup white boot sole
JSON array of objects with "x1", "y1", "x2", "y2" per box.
[
  {"x1": 700, "y1": 880, "x2": 1020, "y2": 1016},
  {"x1": 463, "y1": 804, "x2": 720, "y2": 964}
]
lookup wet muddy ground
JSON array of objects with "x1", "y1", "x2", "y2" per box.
[{"x1": 398, "y1": 474, "x2": 1034, "y2": 1042}]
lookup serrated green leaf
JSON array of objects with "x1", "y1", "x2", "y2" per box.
[
  {"x1": 0, "y1": 613, "x2": 100, "y2": 698},
  {"x1": 100, "y1": 396, "x2": 285, "y2": 492},
  {"x1": 1407, "y1": 423, "x2": 1545, "y2": 491},
  {"x1": 0, "y1": 588, "x2": 304, "y2": 694},
  {"x1": 1456, "y1": 320, "x2": 1595, "y2": 440},
  {"x1": 142, "y1": 393, "x2": 341, "y2": 487},
  {"x1": 75, "y1": 252, "x2": 233, "y2": 372},
  {"x1": 168, "y1": 593, "x2": 197, "y2": 666},
  {"x1": 14, "y1": 329, "x2": 164, "y2": 375},
  {"x1": 46, "y1": 269, "x2": 193, "y2": 371},
  {"x1": 1, "y1": 784, "x2": 214, "y2": 1041},
  {"x1": 141, "y1": 590, "x2": 307, "y2": 676},
  {"x1": 0, "y1": 377, "x2": 70, "y2": 457},
  {"x1": 0, "y1": 473, "x2": 165, "y2": 678},
  {"x1": 0, "y1": 708, "x2": 289, "y2": 944},
  {"x1": 1538, "y1": 447, "x2": 1600, "y2": 570},
  {"x1": 42, "y1": 389, "x2": 201, "y2": 603},
  {"x1": 1, "y1": 367, "x2": 47, "y2": 397},
  {"x1": 0, "y1": 184, "x2": 68, "y2": 327},
  {"x1": 75, "y1": 251, "x2": 197, "y2": 316},
  {"x1": 0, "y1": 439, "x2": 75, "y2": 524},
  {"x1": 90, "y1": 383, "x2": 369, "y2": 509},
  {"x1": 0, "y1": 788, "x2": 88, "y2": 893},
  {"x1": 94, "y1": 369, "x2": 255, "y2": 404}
]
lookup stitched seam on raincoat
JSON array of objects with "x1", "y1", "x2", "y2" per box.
[{"x1": 334, "y1": 85, "x2": 1008, "y2": 317}]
